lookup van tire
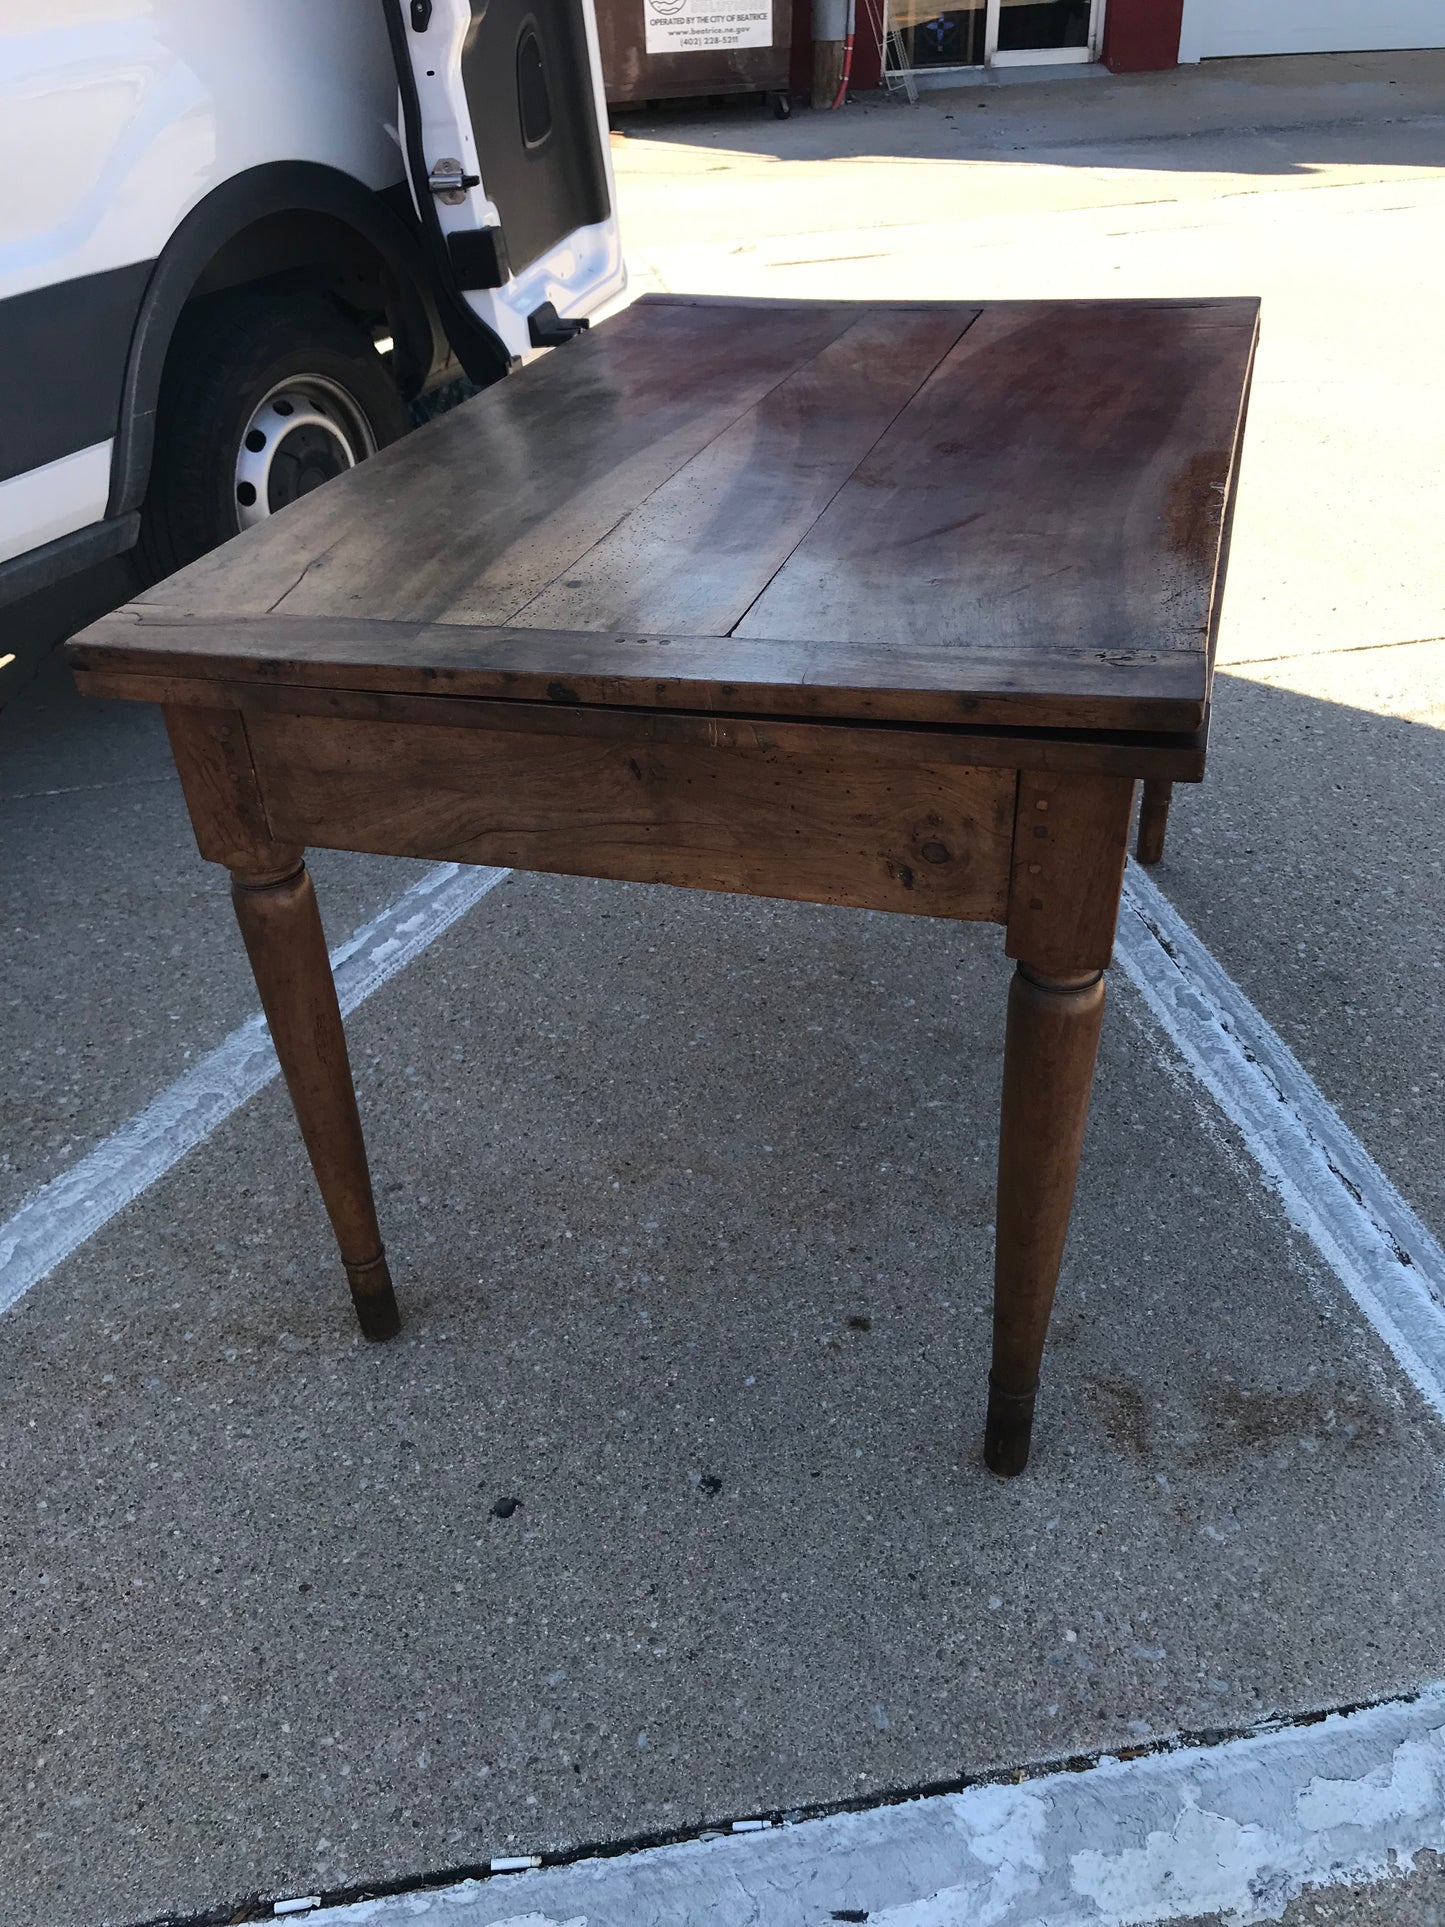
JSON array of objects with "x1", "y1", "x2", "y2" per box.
[{"x1": 137, "y1": 289, "x2": 409, "y2": 580}]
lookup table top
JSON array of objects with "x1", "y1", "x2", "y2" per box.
[{"x1": 72, "y1": 294, "x2": 1258, "y2": 739}]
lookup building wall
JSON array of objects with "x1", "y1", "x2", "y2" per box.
[{"x1": 1179, "y1": 0, "x2": 1445, "y2": 59}]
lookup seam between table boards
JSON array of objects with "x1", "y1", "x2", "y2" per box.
[
  {"x1": 492, "y1": 307, "x2": 881, "y2": 632},
  {"x1": 721, "y1": 309, "x2": 984, "y2": 644},
  {"x1": 495, "y1": 307, "x2": 982, "y2": 634}
]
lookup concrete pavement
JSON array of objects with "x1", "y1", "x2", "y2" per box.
[
  {"x1": 3, "y1": 51, "x2": 1444, "y2": 1927},
  {"x1": 6, "y1": 853, "x2": 1442, "y2": 1924}
]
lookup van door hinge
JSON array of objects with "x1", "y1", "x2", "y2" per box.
[{"x1": 427, "y1": 158, "x2": 480, "y2": 204}]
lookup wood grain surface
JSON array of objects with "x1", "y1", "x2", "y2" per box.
[
  {"x1": 89, "y1": 670, "x2": 1207, "y2": 781},
  {"x1": 230, "y1": 862, "x2": 399, "y2": 1341},
  {"x1": 245, "y1": 706, "x2": 1017, "y2": 920},
  {"x1": 988, "y1": 962, "x2": 1109, "y2": 1475},
  {"x1": 1005, "y1": 770, "x2": 1136, "y2": 973},
  {"x1": 735, "y1": 302, "x2": 1257, "y2": 661},
  {"x1": 75, "y1": 612, "x2": 1211, "y2": 736},
  {"x1": 162, "y1": 702, "x2": 285, "y2": 873},
  {"x1": 69, "y1": 295, "x2": 1259, "y2": 741}
]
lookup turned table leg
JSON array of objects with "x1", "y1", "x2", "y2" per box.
[
  {"x1": 986, "y1": 965, "x2": 1106, "y2": 1475},
  {"x1": 988, "y1": 768, "x2": 1133, "y2": 1475},
  {"x1": 1135, "y1": 779, "x2": 1173, "y2": 866},
  {"x1": 231, "y1": 860, "x2": 399, "y2": 1340}
]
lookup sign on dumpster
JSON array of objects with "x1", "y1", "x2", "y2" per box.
[{"x1": 643, "y1": 0, "x2": 771, "y2": 53}]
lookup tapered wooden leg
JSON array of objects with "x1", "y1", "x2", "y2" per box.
[
  {"x1": 1135, "y1": 779, "x2": 1173, "y2": 866},
  {"x1": 230, "y1": 860, "x2": 399, "y2": 1340},
  {"x1": 985, "y1": 964, "x2": 1107, "y2": 1476}
]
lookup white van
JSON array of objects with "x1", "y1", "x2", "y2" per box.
[{"x1": 0, "y1": 1, "x2": 623, "y2": 605}]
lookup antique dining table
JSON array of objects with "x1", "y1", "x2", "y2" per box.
[{"x1": 69, "y1": 293, "x2": 1258, "y2": 1475}]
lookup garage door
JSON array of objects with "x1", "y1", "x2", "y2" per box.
[{"x1": 1179, "y1": 0, "x2": 1445, "y2": 57}]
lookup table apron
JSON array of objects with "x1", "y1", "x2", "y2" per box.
[{"x1": 243, "y1": 704, "x2": 1019, "y2": 923}]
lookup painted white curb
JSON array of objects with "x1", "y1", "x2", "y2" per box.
[
  {"x1": 282, "y1": 1685, "x2": 1445, "y2": 1926},
  {"x1": 1116, "y1": 864, "x2": 1445, "y2": 1422}
]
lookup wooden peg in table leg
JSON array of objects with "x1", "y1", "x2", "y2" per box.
[
  {"x1": 986, "y1": 964, "x2": 1107, "y2": 1476},
  {"x1": 1135, "y1": 779, "x2": 1174, "y2": 866},
  {"x1": 230, "y1": 860, "x2": 399, "y2": 1340}
]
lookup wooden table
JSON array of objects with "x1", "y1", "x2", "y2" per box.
[{"x1": 69, "y1": 294, "x2": 1258, "y2": 1475}]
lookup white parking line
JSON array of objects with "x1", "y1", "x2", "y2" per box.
[
  {"x1": 1116, "y1": 864, "x2": 1445, "y2": 1422},
  {"x1": 0, "y1": 862, "x2": 509, "y2": 1317},
  {"x1": 274, "y1": 1683, "x2": 1445, "y2": 1926}
]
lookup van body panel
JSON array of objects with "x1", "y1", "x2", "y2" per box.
[
  {"x1": 0, "y1": 0, "x2": 623, "y2": 599},
  {"x1": 0, "y1": 5, "x2": 401, "y2": 306},
  {"x1": 0, "y1": 262, "x2": 151, "y2": 484},
  {"x1": 0, "y1": 442, "x2": 114, "y2": 568}
]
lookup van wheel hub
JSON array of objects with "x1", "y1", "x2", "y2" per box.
[{"x1": 233, "y1": 376, "x2": 377, "y2": 528}]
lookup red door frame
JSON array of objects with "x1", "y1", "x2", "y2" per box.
[{"x1": 1101, "y1": 0, "x2": 1184, "y2": 71}]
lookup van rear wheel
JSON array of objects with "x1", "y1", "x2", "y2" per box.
[{"x1": 137, "y1": 289, "x2": 409, "y2": 580}]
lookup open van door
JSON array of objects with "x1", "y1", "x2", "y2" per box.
[{"x1": 383, "y1": 0, "x2": 624, "y2": 375}]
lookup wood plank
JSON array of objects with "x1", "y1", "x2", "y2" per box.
[
  {"x1": 736, "y1": 299, "x2": 1260, "y2": 665},
  {"x1": 506, "y1": 306, "x2": 977, "y2": 636},
  {"x1": 65, "y1": 298, "x2": 1256, "y2": 739},
  {"x1": 69, "y1": 608, "x2": 1208, "y2": 733},
  {"x1": 136, "y1": 298, "x2": 873, "y2": 627},
  {"x1": 643, "y1": 294, "x2": 1253, "y2": 315},
  {"x1": 72, "y1": 669, "x2": 1211, "y2": 781},
  {"x1": 244, "y1": 706, "x2": 1017, "y2": 922}
]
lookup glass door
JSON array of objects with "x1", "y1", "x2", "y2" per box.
[
  {"x1": 988, "y1": 0, "x2": 1100, "y2": 64},
  {"x1": 887, "y1": 0, "x2": 987, "y2": 71},
  {"x1": 883, "y1": 0, "x2": 1102, "y2": 77}
]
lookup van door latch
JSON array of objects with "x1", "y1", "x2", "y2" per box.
[
  {"x1": 427, "y1": 159, "x2": 480, "y2": 204},
  {"x1": 528, "y1": 303, "x2": 590, "y2": 348}
]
